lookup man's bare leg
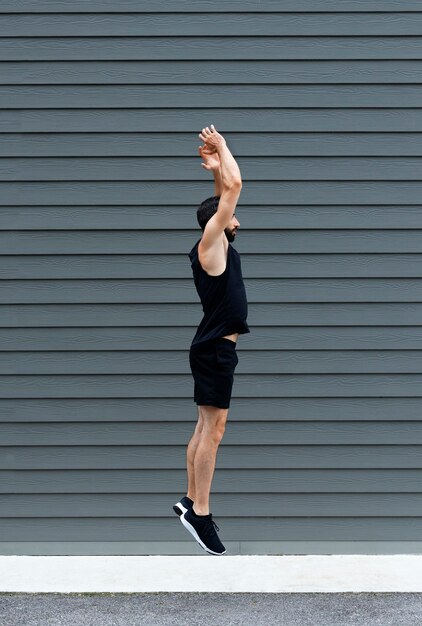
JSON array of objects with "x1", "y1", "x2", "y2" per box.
[
  {"x1": 191, "y1": 405, "x2": 229, "y2": 515},
  {"x1": 186, "y1": 406, "x2": 204, "y2": 502}
]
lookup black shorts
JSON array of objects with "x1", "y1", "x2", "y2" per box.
[{"x1": 189, "y1": 337, "x2": 239, "y2": 409}]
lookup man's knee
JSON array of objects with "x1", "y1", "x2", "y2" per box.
[{"x1": 199, "y1": 405, "x2": 228, "y2": 441}]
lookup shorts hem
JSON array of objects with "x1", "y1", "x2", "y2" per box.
[{"x1": 194, "y1": 398, "x2": 231, "y2": 409}]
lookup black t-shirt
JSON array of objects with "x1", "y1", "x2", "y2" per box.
[{"x1": 188, "y1": 238, "x2": 250, "y2": 346}]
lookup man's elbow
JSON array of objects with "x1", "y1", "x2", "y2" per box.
[{"x1": 224, "y1": 179, "x2": 242, "y2": 190}]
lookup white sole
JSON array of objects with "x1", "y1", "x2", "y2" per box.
[
  {"x1": 180, "y1": 512, "x2": 226, "y2": 556},
  {"x1": 173, "y1": 501, "x2": 188, "y2": 516}
]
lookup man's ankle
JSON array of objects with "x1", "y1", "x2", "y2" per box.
[{"x1": 192, "y1": 505, "x2": 209, "y2": 516}]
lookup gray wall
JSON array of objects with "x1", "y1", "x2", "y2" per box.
[{"x1": 1, "y1": 1, "x2": 422, "y2": 555}]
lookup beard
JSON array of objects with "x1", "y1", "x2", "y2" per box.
[{"x1": 224, "y1": 228, "x2": 237, "y2": 243}]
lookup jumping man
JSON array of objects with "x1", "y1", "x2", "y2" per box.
[{"x1": 173, "y1": 125, "x2": 250, "y2": 555}]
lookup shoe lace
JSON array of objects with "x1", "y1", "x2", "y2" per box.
[{"x1": 204, "y1": 518, "x2": 220, "y2": 537}]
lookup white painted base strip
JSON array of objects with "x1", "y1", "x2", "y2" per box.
[{"x1": 1, "y1": 555, "x2": 422, "y2": 592}]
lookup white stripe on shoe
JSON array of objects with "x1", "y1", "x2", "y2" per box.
[{"x1": 173, "y1": 501, "x2": 188, "y2": 516}]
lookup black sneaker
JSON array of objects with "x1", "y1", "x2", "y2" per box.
[
  {"x1": 180, "y1": 507, "x2": 226, "y2": 555},
  {"x1": 173, "y1": 495, "x2": 193, "y2": 517}
]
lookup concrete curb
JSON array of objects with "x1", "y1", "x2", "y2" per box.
[{"x1": 1, "y1": 555, "x2": 422, "y2": 592}]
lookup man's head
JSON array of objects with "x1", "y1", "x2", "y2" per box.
[{"x1": 196, "y1": 195, "x2": 240, "y2": 243}]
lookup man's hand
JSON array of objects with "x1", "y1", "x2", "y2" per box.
[
  {"x1": 198, "y1": 123, "x2": 241, "y2": 190},
  {"x1": 198, "y1": 124, "x2": 226, "y2": 152},
  {"x1": 198, "y1": 144, "x2": 220, "y2": 171}
]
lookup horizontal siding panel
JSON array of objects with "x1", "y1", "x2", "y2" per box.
[
  {"x1": 5, "y1": 280, "x2": 422, "y2": 306},
  {"x1": 2, "y1": 206, "x2": 422, "y2": 230},
  {"x1": 2, "y1": 445, "x2": 422, "y2": 469},
  {"x1": 4, "y1": 134, "x2": 422, "y2": 157},
  {"x1": 1, "y1": 540, "x2": 421, "y2": 556},
  {"x1": 1, "y1": 13, "x2": 422, "y2": 37},
  {"x1": 4, "y1": 279, "x2": 422, "y2": 303},
  {"x1": 2, "y1": 397, "x2": 422, "y2": 423},
  {"x1": 5, "y1": 157, "x2": 422, "y2": 181},
  {"x1": 2, "y1": 421, "x2": 422, "y2": 445},
  {"x1": 3, "y1": 327, "x2": 422, "y2": 350},
  {"x1": 3, "y1": 37, "x2": 422, "y2": 61},
  {"x1": 3, "y1": 60, "x2": 422, "y2": 84},
  {"x1": 2, "y1": 493, "x2": 422, "y2": 517},
  {"x1": 1, "y1": 517, "x2": 422, "y2": 542},
  {"x1": 4, "y1": 254, "x2": 422, "y2": 279},
  {"x1": 2, "y1": 374, "x2": 422, "y2": 398},
  {"x1": 5, "y1": 110, "x2": 422, "y2": 133},
  {"x1": 4, "y1": 230, "x2": 422, "y2": 254},
  {"x1": 6, "y1": 350, "x2": 422, "y2": 375},
  {"x1": 3, "y1": 85, "x2": 422, "y2": 109},
  {"x1": 3, "y1": 303, "x2": 422, "y2": 327},
  {"x1": 1, "y1": 468, "x2": 420, "y2": 493},
  {"x1": 2, "y1": 2, "x2": 421, "y2": 13},
  {"x1": 5, "y1": 181, "x2": 422, "y2": 205}
]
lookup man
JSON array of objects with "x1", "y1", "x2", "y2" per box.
[{"x1": 173, "y1": 125, "x2": 250, "y2": 555}]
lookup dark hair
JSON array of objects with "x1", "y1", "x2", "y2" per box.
[{"x1": 196, "y1": 195, "x2": 221, "y2": 231}]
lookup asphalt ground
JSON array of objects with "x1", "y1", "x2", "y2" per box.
[{"x1": 1, "y1": 592, "x2": 422, "y2": 626}]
